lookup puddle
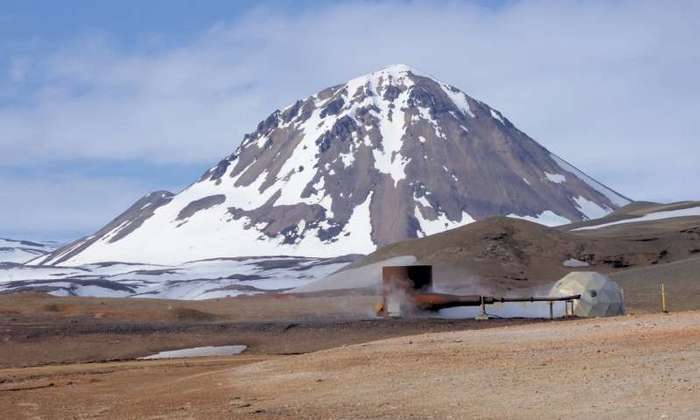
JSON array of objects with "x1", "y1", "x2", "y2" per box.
[{"x1": 138, "y1": 345, "x2": 247, "y2": 360}]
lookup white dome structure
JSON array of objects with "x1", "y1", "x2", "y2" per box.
[{"x1": 551, "y1": 272, "x2": 625, "y2": 317}]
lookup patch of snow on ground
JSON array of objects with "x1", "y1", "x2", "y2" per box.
[
  {"x1": 73, "y1": 285, "x2": 132, "y2": 298},
  {"x1": 0, "y1": 248, "x2": 46, "y2": 264},
  {"x1": 2, "y1": 238, "x2": 57, "y2": 264},
  {"x1": 573, "y1": 206, "x2": 700, "y2": 231},
  {"x1": 0, "y1": 265, "x2": 87, "y2": 282},
  {"x1": 563, "y1": 258, "x2": 590, "y2": 268},
  {"x1": 139, "y1": 345, "x2": 247, "y2": 360}
]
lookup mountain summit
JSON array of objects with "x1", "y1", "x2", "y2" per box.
[{"x1": 37, "y1": 65, "x2": 630, "y2": 265}]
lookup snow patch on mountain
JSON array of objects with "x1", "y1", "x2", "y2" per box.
[
  {"x1": 294, "y1": 192, "x2": 375, "y2": 256},
  {"x1": 440, "y1": 84, "x2": 475, "y2": 118},
  {"x1": 545, "y1": 172, "x2": 566, "y2": 184},
  {"x1": 490, "y1": 109, "x2": 505, "y2": 124},
  {"x1": 358, "y1": 67, "x2": 415, "y2": 185},
  {"x1": 1, "y1": 256, "x2": 355, "y2": 300},
  {"x1": 550, "y1": 153, "x2": 630, "y2": 207},
  {"x1": 508, "y1": 211, "x2": 571, "y2": 227},
  {"x1": 0, "y1": 238, "x2": 56, "y2": 264},
  {"x1": 572, "y1": 205, "x2": 700, "y2": 231},
  {"x1": 573, "y1": 196, "x2": 611, "y2": 220},
  {"x1": 415, "y1": 207, "x2": 475, "y2": 237}
]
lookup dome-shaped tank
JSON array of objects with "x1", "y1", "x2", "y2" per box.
[{"x1": 550, "y1": 272, "x2": 625, "y2": 317}]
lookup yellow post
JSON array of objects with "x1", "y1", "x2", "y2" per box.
[{"x1": 661, "y1": 283, "x2": 668, "y2": 313}]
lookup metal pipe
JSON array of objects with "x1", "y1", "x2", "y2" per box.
[
  {"x1": 411, "y1": 293, "x2": 581, "y2": 312},
  {"x1": 413, "y1": 293, "x2": 491, "y2": 311},
  {"x1": 496, "y1": 295, "x2": 581, "y2": 303}
]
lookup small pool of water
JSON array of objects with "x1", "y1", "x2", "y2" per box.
[{"x1": 139, "y1": 345, "x2": 247, "y2": 360}]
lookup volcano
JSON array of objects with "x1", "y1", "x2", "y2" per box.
[{"x1": 37, "y1": 65, "x2": 630, "y2": 265}]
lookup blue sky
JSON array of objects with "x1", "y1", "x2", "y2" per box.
[
  {"x1": 2, "y1": 1, "x2": 313, "y2": 41},
  {"x1": 1, "y1": 0, "x2": 698, "y2": 241}
]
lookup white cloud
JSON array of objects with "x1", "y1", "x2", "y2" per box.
[
  {"x1": 1, "y1": 0, "x2": 699, "y2": 223},
  {"x1": 0, "y1": 173, "x2": 163, "y2": 241}
]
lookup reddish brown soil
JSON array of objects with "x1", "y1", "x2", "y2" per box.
[{"x1": 1, "y1": 311, "x2": 698, "y2": 419}]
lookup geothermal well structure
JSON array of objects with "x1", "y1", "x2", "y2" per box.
[{"x1": 378, "y1": 265, "x2": 624, "y2": 319}]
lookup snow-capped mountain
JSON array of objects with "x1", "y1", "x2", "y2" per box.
[
  {"x1": 0, "y1": 238, "x2": 56, "y2": 264},
  {"x1": 36, "y1": 64, "x2": 630, "y2": 266}
]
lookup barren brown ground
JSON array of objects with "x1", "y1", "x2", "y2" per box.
[
  {"x1": 0, "y1": 292, "x2": 540, "y2": 369},
  {"x1": 1, "y1": 311, "x2": 698, "y2": 419},
  {"x1": 225, "y1": 311, "x2": 700, "y2": 419}
]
